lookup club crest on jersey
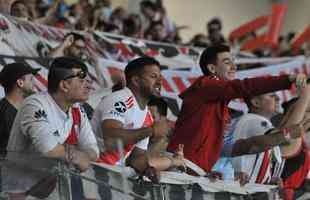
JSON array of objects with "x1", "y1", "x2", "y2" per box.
[
  {"x1": 114, "y1": 101, "x2": 127, "y2": 113},
  {"x1": 261, "y1": 121, "x2": 268, "y2": 128}
]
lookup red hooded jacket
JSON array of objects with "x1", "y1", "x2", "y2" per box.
[{"x1": 168, "y1": 75, "x2": 292, "y2": 172}]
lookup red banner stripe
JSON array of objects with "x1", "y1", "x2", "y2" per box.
[
  {"x1": 172, "y1": 76, "x2": 187, "y2": 93},
  {"x1": 35, "y1": 73, "x2": 48, "y2": 87},
  {"x1": 229, "y1": 15, "x2": 269, "y2": 41},
  {"x1": 162, "y1": 78, "x2": 174, "y2": 93}
]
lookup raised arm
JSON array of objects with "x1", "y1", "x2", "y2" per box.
[
  {"x1": 47, "y1": 34, "x2": 74, "y2": 58},
  {"x1": 187, "y1": 74, "x2": 305, "y2": 102},
  {"x1": 231, "y1": 124, "x2": 304, "y2": 156},
  {"x1": 34, "y1": 0, "x2": 61, "y2": 25},
  {"x1": 280, "y1": 85, "x2": 310, "y2": 127},
  {"x1": 231, "y1": 85, "x2": 310, "y2": 157}
]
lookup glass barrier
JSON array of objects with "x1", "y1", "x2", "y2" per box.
[{"x1": 0, "y1": 152, "x2": 280, "y2": 200}]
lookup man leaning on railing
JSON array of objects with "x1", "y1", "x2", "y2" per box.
[{"x1": 3, "y1": 57, "x2": 99, "y2": 200}]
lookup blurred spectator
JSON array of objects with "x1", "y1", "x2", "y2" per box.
[
  {"x1": 145, "y1": 21, "x2": 170, "y2": 42},
  {"x1": 103, "y1": 23, "x2": 122, "y2": 35},
  {"x1": 276, "y1": 32, "x2": 296, "y2": 56},
  {"x1": 122, "y1": 14, "x2": 142, "y2": 38},
  {"x1": 93, "y1": 0, "x2": 112, "y2": 24},
  {"x1": 69, "y1": 1, "x2": 92, "y2": 31},
  {"x1": 140, "y1": 0, "x2": 176, "y2": 41},
  {"x1": 10, "y1": 0, "x2": 60, "y2": 25},
  {"x1": 109, "y1": 6, "x2": 128, "y2": 33},
  {"x1": 48, "y1": 32, "x2": 86, "y2": 58},
  {"x1": 206, "y1": 17, "x2": 226, "y2": 46}
]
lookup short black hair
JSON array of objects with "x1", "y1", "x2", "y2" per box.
[
  {"x1": 123, "y1": 17, "x2": 140, "y2": 37},
  {"x1": 0, "y1": 62, "x2": 39, "y2": 94},
  {"x1": 207, "y1": 18, "x2": 222, "y2": 31},
  {"x1": 148, "y1": 97, "x2": 168, "y2": 116},
  {"x1": 10, "y1": 0, "x2": 25, "y2": 14},
  {"x1": 244, "y1": 96, "x2": 255, "y2": 112},
  {"x1": 48, "y1": 57, "x2": 88, "y2": 93},
  {"x1": 104, "y1": 23, "x2": 120, "y2": 33},
  {"x1": 124, "y1": 57, "x2": 160, "y2": 85},
  {"x1": 199, "y1": 44, "x2": 230, "y2": 75},
  {"x1": 140, "y1": 0, "x2": 157, "y2": 11},
  {"x1": 65, "y1": 32, "x2": 85, "y2": 42}
]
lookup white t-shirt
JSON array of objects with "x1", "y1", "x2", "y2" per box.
[
  {"x1": 231, "y1": 113, "x2": 281, "y2": 184},
  {"x1": 91, "y1": 87, "x2": 153, "y2": 165},
  {"x1": 4, "y1": 92, "x2": 99, "y2": 192}
]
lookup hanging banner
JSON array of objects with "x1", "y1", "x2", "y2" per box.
[{"x1": 0, "y1": 13, "x2": 309, "y2": 114}]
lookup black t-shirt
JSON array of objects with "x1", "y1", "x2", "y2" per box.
[{"x1": 0, "y1": 98, "x2": 17, "y2": 155}]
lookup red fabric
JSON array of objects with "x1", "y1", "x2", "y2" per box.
[
  {"x1": 291, "y1": 25, "x2": 310, "y2": 54},
  {"x1": 98, "y1": 144, "x2": 134, "y2": 165},
  {"x1": 65, "y1": 107, "x2": 81, "y2": 145},
  {"x1": 266, "y1": 3, "x2": 288, "y2": 48},
  {"x1": 168, "y1": 75, "x2": 291, "y2": 172},
  {"x1": 282, "y1": 147, "x2": 310, "y2": 200},
  {"x1": 229, "y1": 15, "x2": 269, "y2": 41},
  {"x1": 241, "y1": 34, "x2": 268, "y2": 51},
  {"x1": 255, "y1": 151, "x2": 270, "y2": 184},
  {"x1": 282, "y1": 189, "x2": 294, "y2": 200}
]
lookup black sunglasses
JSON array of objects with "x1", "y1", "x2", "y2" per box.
[{"x1": 63, "y1": 70, "x2": 88, "y2": 80}]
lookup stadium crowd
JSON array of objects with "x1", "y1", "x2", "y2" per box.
[{"x1": 0, "y1": 0, "x2": 310, "y2": 200}]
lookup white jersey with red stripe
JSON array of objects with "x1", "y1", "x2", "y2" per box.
[
  {"x1": 231, "y1": 113, "x2": 282, "y2": 184},
  {"x1": 4, "y1": 92, "x2": 99, "y2": 192},
  {"x1": 91, "y1": 87, "x2": 154, "y2": 165}
]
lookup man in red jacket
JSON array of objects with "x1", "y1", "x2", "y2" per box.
[{"x1": 168, "y1": 44, "x2": 307, "y2": 173}]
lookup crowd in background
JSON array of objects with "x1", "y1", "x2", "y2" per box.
[{"x1": 0, "y1": 0, "x2": 309, "y2": 58}]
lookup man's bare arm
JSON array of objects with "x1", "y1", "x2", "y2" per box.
[
  {"x1": 101, "y1": 118, "x2": 168, "y2": 151},
  {"x1": 232, "y1": 125, "x2": 303, "y2": 156},
  {"x1": 46, "y1": 144, "x2": 95, "y2": 171},
  {"x1": 280, "y1": 85, "x2": 310, "y2": 127}
]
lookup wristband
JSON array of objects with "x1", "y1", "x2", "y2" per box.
[{"x1": 281, "y1": 127, "x2": 292, "y2": 141}]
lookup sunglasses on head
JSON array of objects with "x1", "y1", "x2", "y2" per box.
[{"x1": 63, "y1": 70, "x2": 88, "y2": 80}]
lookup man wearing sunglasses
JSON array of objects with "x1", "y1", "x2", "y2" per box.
[
  {"x1": 4, "y1": 57, "x2": 99, "y2": 200},
  {"x1": 47, "y1": 32, "x2": 108, "y2": 119}
]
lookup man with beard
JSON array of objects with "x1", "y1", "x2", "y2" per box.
[
  {"x1": 0, "y1": 62, "x2": 39, "y2": 156},
  {"x1": 0, "y1": 62, "x2": 39, "y2": 193},
  {"x1": 47, "y1": 32, "x2": 108, "y2": 119},
  {"x1": 91, "y1": 57, "x2": 184, "y2": 199},
  {"x1": 92, "y1": 57, "x2": 184, "y2": 169},
  {"x1": 48, "y1": 32, "x2": 86, "y2": 59},
  {"x1": 4, "y1": 57, "x2": 99, "y2": 200}
]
